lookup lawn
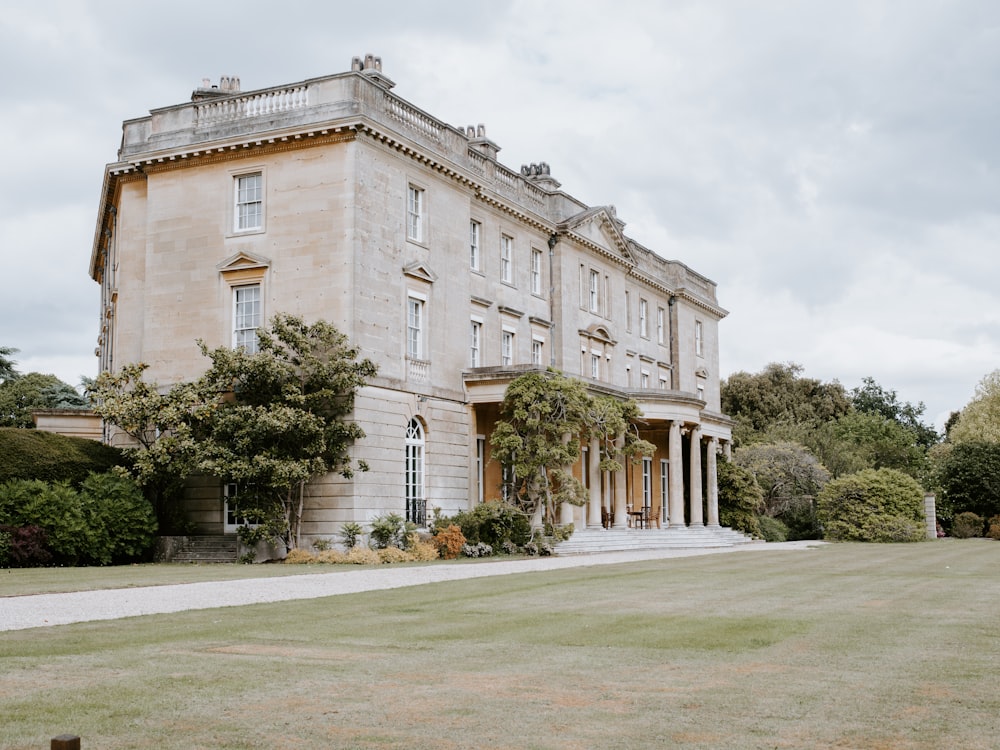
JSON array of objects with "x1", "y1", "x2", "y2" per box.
[{"x1": 2, "y1": 540, "x2": 998, "y2": 749}]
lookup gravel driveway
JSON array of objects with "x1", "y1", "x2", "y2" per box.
[{"x1": 1, "y1": 542, "x2": 822, "y2": 632}]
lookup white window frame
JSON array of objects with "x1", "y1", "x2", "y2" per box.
[
  {"x1": 695, "y1": 320, "x2": 704, "y2": 357},
  {"x1": 500, "y1": 234, "x2": 513, "y2": 284},
  {"x1": 660, "y1": 459, "x2": 669, "y2": 519},
  {"x1": 233, "y1": 284, "x2": 262, "y2": 353},
  {"x1": 407, "y1": 185, "x2": 424, "y2": 242},
  {"x1": 531, "y1": 248, "x2": 543, "y2": 295},
  {"x1": 641, "y1": 370, "x2": 650, "y2": 389},
  {"x1": 234, "y1": 172, "x2": 263, "y2": 233},
  {"x1": 501, "y1": 329, "x2": 515, "y2": 366},
  {"x1": 531, "y1": 337, "x2": 544, "y2": 366},
  {"x1": 589, "y1": 269, "x2": 600, "y2": 313},
  {"x1": 469, "y1": 319, "x2": 482, "y2": 367},
  {"x1": 642, "y1": 457, "x2": 653, "y2": 511},
  {"x1": 625, "y1": 290, "x2": 632, "y2": 332},
  {"x1": 405, "y1": 419, "x2": 426, "y2": 526},
  {"x1": 657, "y1": 307, "x2": 666, "y2": 345},
  {"x1": 639, "y1": 298, "x2": 649, "y2": 338},
  {"x1": 591, "y1": 352, "x2": 601, "y2": 380},
  {"x1": 223, "y1": 482, "x2": 258, "y2": 533},
  {"x1": 470, "y1": 220, "x2": 481, "y2": 271},
  {"x1": 407, "y1": 294, "x2": 425, "y2": 360}
]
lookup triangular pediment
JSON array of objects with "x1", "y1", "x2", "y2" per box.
[
  {"x1": 216, "y1": 251, "x2": 271, "y2": 272},
  {"x1": 559, "y1": 206, "x2": 634, "y2": 263},
  {"x1": 402, "y1": 261, "x2": 438, "y2": 283}
]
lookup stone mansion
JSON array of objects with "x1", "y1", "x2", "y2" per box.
[{"x1": 89, "y1": 55, "x2": 735, "y2": 546}]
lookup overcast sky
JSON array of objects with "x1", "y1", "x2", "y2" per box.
[{"x1": 2, "y1": 0, "x2": 997, "y2": 429}]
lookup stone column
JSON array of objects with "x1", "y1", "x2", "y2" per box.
[
  {"x1": 613, "y1": 436, "x2": 628, "y2": 528},
  {"x1": 723, "y1": 439, "x2": 732, "y2": 462},
  {"x1": 706, "y1": 436, "x2": 720, "y2": 527},
  {"x1": 668, "y1": 420, "x2": 685, "y2": 527},
  {"x1": 588, "y1": 438, "x2": 602, "y2": 528},
  {"x1": 560, "y1": 500, "x2": 575, "y2": 526},
  {"x1": 689, "y1": 425, "x2": 704, "y2": 526}
]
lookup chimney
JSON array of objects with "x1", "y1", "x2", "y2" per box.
[{"x1": 352, "y1": 54, "x2": 394, "y2": 89}]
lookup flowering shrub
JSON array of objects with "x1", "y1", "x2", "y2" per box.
[
  {"x1": 462, "y1": 541, "x2": 493, "y2": 558},
  {"x1": 433, "y1": 524, "x2": 466, "y2": 559}
]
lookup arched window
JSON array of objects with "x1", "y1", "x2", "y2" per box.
[{"x1": 405, "y1": 419, "x2": 426, "y2": 526}]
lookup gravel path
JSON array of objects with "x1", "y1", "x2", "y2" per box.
[{"x1": 1, "y1": 541, "x2": 822, "y2": 632}]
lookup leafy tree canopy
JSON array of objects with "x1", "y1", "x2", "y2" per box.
[
  {"x1": 948, "y1": 369, "x2": 1000, "y2": 445},
  {"x1": 722, "y1": 362, "x2": 851, "y2": 444},
  {"x1": 0, "y1": 346, "x2": 18, "y2": 383},
  {"x1": 850, "y1": 376, "x2": 938, "y2": 448},
  {"x1": 0, "y1": 372, "x2": 89, "y2": 428},
  {"x1": 734, "y1": 441, "x2": 829, "y2": 511},
  {"x1": 936, "y1": 441, "x2": 1000, "y2": 523},
  {"x1": 490, "y1": 370, "x2": 652, "y2": 527},
  {"x1": 89, "y1": 314, "x2": 377, "y2": 547}
]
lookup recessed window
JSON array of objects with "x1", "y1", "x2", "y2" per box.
[
  {"x1": 407, "y1": 296, "x2": 424, "y2": 359},
  {"x1": 531, "y1": 338, "x2": 543, "y2": 366},
  {"x1": 501, "y1": 330, "x2": 515, "y2": 366},
  {"x1": 589, "y1": 270, "x2": 600, "y2": 312},
  {"x1": 470, "y1": 221, "x2": 481, "y2": 270},
  {"x1": 591, "y1": 353, "x2": 601, "y2": 379},
  {"x1": 405, "y1": 419, "x2": 426, "y2": 526},
  {"x1": 500, "y1": 235, "x2": 513, "y2": 284},
  {"x1": 233, "y1": 284, "x2": 261, "y2": 353},
  {"x1": 234, "y1": 173, "x2": 263, "y2": 232},
  {"x1": 531, "y1": 248, "x2": 543, "y2": 295},
  {"x1": 407, "y1": 185, "x2": 424, "y2": 242},
  {"x1": 639, "y1": 298, "x2": 649, "y2": 338},
  {"x1": 695, "y1": 320, "x2": 704, "y2": 356},
  {"x1": 470, "y1": 320, "x2": 482, "y2": 367},
  {"x1": 657, "y1": 307, "x2": 666, "y2": 345}
]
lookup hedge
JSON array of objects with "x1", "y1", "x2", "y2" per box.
[{"x1": 0, "y1": 427, "x2": 124, "y2": 486}]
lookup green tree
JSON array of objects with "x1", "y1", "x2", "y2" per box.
[
  {"x1": 734, "y1": 441, "x2": 828, "y2": 539},
  {"x1": 490, "y1": 370, "x2": 593, "y2": 528},
  {"x1": 936, "y1": 441, "x2": 1000, "y2": 525},
  {"x1": 192, "y1": 314, "x2": 377, "y2": 548},
  {"x1": 0, "y1": 346, "x2": 19, "y2": 383},
  {"x1": 721, "y1": 363, "x2": 851, "y2": 445},
  {"x1": 948, "y1": 370, "x2": 1000, "y2": 445},
  {"x1": 850, "y1": 376, "x2": 938, "y2": 448},
  {"x1": 88, "y1": 363, "x2": 202, "y2": 526},
  {"x1": 816, "y1": 468, "x2": 926, "y2": 543},
  {"x1": 717, "y1": 459, "x2": 764, "y2": 538},
  {"x1": 0, "y1": 372, "x2": 88, "y2": 427},
  {"x1": 822, "y1": 411, "x2": 931, "y2": 481}
]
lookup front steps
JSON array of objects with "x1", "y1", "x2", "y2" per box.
[
  {"x1": 553, "y1": 525, "x2": 759, "y2": 555},
  {"x1": 156, "y1": 535, "x2": 238, "y2": 563}
]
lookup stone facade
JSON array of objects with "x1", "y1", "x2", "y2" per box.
[{"x1": 89, "y1": 56, "x2": 733, "y2": 544}]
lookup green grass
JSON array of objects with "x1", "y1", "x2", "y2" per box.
[{"x1": 2, "y1": 540, "x2": 999, "y2": 749}]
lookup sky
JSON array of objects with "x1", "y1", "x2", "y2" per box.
[{"x1": 1, "y1": 0, "x2": 997, "y2": 430}]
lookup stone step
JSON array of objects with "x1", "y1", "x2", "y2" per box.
[
  {"x1": 553, "y1": 526, "x2": 759, "y2": 555},
  {"x1": 159, "y1": 535, "x2": 238, "y2": 563}
]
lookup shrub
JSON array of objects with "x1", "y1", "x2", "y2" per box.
[
  {"x1": 316, "y1": 549, "x2": 348, "y2": 564},
  {"x1": 378, "y1": 546, "x2": 414, "y2": 564},
  {"x1": 312, "y1": 537, "x2": 334, "y2": 551},
  {"x1": 758, "y1": 515, "x2": 789, "y2": 542},
  {"x1": 0, "y1": 427, "x2": 124, "y2": 486},
  {"x1": 284, "y1": 548, "x2": 318, "y2": 564},
  {"x1": 409, "y1": 540, "x2": 439, "y2": 561},
  {"x1": 951, "y1": 512, "x2": 985, "y2": 539},
  {"x1": 987, "y1": 515, "x2": 1000, "y2": 540},
  {"x1": 433, "y1": 524, "x2": 466, "y2": 560},
  {"x1": 345, "y1": 547, "x2": 381, "y2": 565},
  {"x1": 462, "y1": 541, "x2": 493, "y2": 558},
  {"x1": 434, "y1": 501, "x2": 531, "y2": 549},
  {"x1": 1, "y1": 479, "x2": 89, "y2": 564},
  {"x1": 718, "y1": 460, "x2": 764, "y2": 538},
  {"x1": 369, "y1": 513, "x2": 407, "y2": 549},
  {"x1": 817, "y1": 468, "x2": 925, "y2": 543},
  {"x1": 338, "y1": 522, "x2": 364, "y2": 550},
  {"x1": 0, "y1": 525, "x2": 51, "y2": 567},
  {"x1": 79, "y1": 472, "x2": 157, "y2": 564}
]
